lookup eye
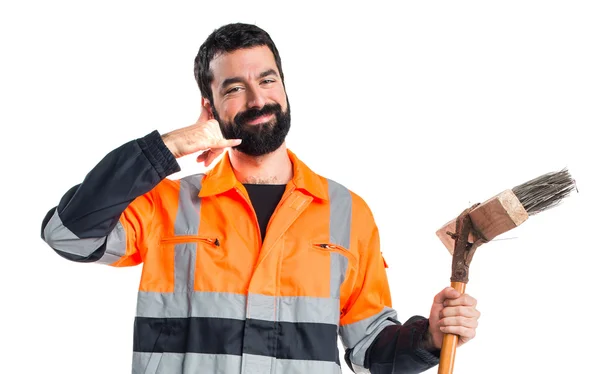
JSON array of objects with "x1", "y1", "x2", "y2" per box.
[
  {"x1": 225, "y1": 86, "x2": 243, "y2": 95},
  {"x1": 261, "y1": 79, "x2": 276, "y2": 85}
]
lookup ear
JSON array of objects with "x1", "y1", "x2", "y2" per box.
[{"x1": 201, "y1": 98, "x2": 214, "y2": 120}]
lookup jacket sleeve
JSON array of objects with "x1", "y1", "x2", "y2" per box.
[
  {"x1": 340, "y1": 218, "x2": 440, "y2": 374},
  {"x1": 363, "y1": 316, "x2": 441, "y2": 373},
  {"x1": 40, "y1": 130, "x2": 180, "y2": 266}
]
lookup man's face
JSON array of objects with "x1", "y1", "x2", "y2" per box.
[{"x1": 208, "y1": 46, "x2": 290, "y2": 156}]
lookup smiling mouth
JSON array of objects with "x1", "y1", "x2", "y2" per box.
[{"x1": 245, "y1": 114, "x2": 274, "y2": 125}]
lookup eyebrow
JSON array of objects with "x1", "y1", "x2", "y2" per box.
[
  {"x1": 258, "y1": 69, "x2": 278, "y2": 79},
  {"x1": 220, "y1": 69, "x2": 279, "y2": 90}
]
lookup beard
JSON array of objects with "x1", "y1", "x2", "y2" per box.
[{"x1": 212, "y1": 99, "x2": 291, "y2": 157}]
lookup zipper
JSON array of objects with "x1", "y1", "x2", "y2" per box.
[
  {"x1": 314, "y1": 243, "x2": 358, "y2": 263},
  {"x1": 160, "y1": 236, "x2": 220, "y2": 247},
  {"x1": 316, "y1": 243, "x2": 345, "y2": 251}
]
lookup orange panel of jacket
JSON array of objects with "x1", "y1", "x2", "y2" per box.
[{"x1": 110, "y1": 149, "x2": 396, "y2": 373}]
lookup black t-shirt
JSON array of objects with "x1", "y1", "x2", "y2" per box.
[{"x1": 243, "y1": 184, "x2": 287, "y2": 241}]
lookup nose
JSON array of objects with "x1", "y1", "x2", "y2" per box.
[{"x1": 246, "y1": 84, "x2": 266, "y2": 109}]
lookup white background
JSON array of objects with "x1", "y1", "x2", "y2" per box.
[{"x1": 1, "y1": 1, "x2": 599, "y2": 373}]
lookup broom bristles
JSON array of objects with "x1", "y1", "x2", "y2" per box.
[{"x1": 512, "y1": 168, "x2": 576, "y2": 216}]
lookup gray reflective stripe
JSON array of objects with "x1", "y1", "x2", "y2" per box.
[
  {"x1": 173, "y1": 174, "x2": 203, "y2": 292},
  {"x1": 248, "y1": 294, "x2": 339, "y2": 324},
  {"x1": 174, "y1": 242, "x2": 197, "y2": 293},
  {"x1": 133, "y1": 353, "x2": 341, "y2": 374},
  {"x1": 137, "y1": 292, "x2": 339, "y2": 325},
  {"x1": 277, "y1": 296, "x2": 339, "y2": 325},
  {"x1": 327, "y1": 179, "x2": 352, "y2": 248},
  {"x1": 340, "y1": 307, "x2": 398, "y2": 366},
  {"x1": 96, "y1": 251, "x2": 122, "y2": 265},
  {"x1": 97, "y1": 221, "x2": 127, "y2": 264},
  {"x1": 43, "y1": 209, "x2": 105, "y2": 257},
  {"x1": 327, "y1": 179, "x2": 352, "y2": 300},
  {"x1": 43, "y1": 209, "x2": 126, "y2": 262},
  {"x1": 329, "y1": 253, "x2": 348, "y2": 299},
  {"x1": 132, "y1": 352, "x2": 241, "y2": 374},
  {"x1": 246, "y1": 293, "x2": 275, "y2": 320},
  {"x1": 276, "y1": 359, "x2": 342, "y2": 374},
  {"x1": 142, "y1": 351, "x2": 162, "y2": 374},
  {"x1": 241, "y1": 354, "x2": 274, "y2": 374},
  {"x1": 240, "y1": 355, "x2": 343, "y2": 374},
  {"x1": 137, "y1": 292, "x2": 247, "y2": 319},
  {"x1": 174, "y1": 174, "x2": 203, "y2": 236}
]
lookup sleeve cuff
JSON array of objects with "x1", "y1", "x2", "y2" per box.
[
  {"x1": 413, "y1": 347, "x2": 441, "y2": 367},
  {"x1": 137, "y1": 130, "x2": 181, "y2": 178},
  {"x1": 407, "y1": 316, "x2": 441, "y2": 361},
  {"x1": 364, "y1": 316, "x2": 440, "y2": 373}
]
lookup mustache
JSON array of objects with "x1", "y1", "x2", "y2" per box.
[{"x1": 234, "y1": 103, "x2": 282, "y2": 125}]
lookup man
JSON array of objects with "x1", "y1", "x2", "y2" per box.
[{"x1": 41, "y1": 23, "x2": 479, "y2": 374}]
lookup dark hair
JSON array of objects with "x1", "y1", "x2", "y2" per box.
[{"x1": 194, "y1": 23, "x2": 285, "y2": 104}]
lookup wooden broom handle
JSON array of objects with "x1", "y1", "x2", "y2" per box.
[{"x1": 438, "y1": 281, "x2": 466, "y2": 374}]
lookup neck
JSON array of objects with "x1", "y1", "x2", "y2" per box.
[{"x1": 229, "y1": 143, "x2": 293, "y2": 185}]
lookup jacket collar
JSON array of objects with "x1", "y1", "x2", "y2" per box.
[{"x1": 199, "y1": 149, "x2": 328, "y2": 201}]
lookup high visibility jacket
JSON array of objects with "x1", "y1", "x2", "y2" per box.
[{"x1": 41, "y1": 131, "x2": 439, "y2": 374}]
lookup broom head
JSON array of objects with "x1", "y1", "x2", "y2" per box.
[{"x1": 436, "y1": 168, "x2": 577, "y2": 254}]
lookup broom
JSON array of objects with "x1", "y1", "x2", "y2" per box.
[{"x1": 435, "y1": 168, "x2": 577, "y2": 374}]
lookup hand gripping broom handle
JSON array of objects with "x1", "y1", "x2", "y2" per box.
[{"x1": 438, "y1": 205, "x2": 487, "y2": 374}]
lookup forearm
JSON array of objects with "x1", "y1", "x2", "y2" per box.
[
  {"x1": 41, "y1": 130, "x2": 180, "y2": 261},
  {"x1": 364, "y1": 316, "x2": 440, "y2": 374}
]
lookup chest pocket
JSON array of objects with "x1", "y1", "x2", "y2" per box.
[
  {"x1": 312, "y1": 243, "x2": 357, "y2": 299},
  {"x1": 160, "y1": 236, "x2": 220, "y2": 293},
  {"x1": 160, "y1": 235, "x2": 256, "y2": 294},
  {"x1": 279, "y1": 239, "x2": 357, "y2": 300}
]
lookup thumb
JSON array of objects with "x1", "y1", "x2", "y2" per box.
[{"x1": 433, "y1": 286, "x2": 461, "y2": 305}]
